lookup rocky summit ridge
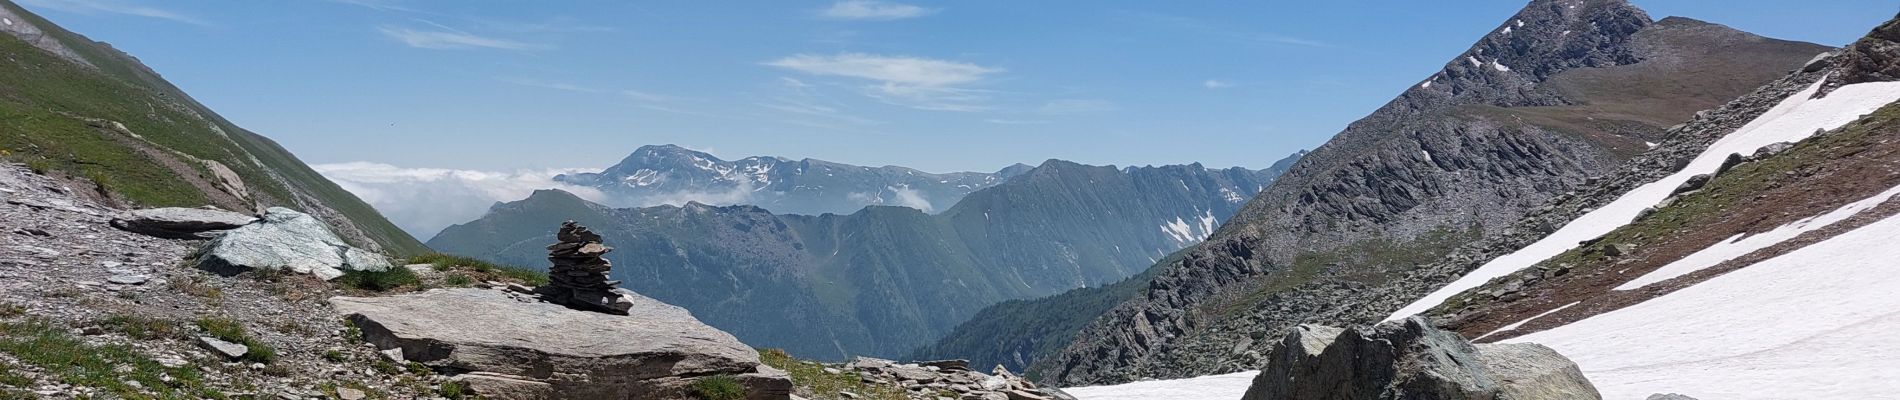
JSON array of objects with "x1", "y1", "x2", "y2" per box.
[{"x1": 1026, "y1": 0, "x2": 1831, "y2": 385}]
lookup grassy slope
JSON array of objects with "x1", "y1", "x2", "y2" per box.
[{"x1": 0, "y1": 1, "x2": 424, "y2": 255}]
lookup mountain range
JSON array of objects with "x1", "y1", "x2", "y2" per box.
[
  {"x1": 923, "y1": 0, "x2": 1835, "y2": 384},
  {"x1": 428, "y1": 153, "x2": 1300, "y2": 360},
  {"x1": 556, "y1": 144, "x2": 1033, "y2": 215}
]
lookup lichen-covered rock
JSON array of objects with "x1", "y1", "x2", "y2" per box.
[
  {"x1": 111, "y1": 207, "x2": 255, "y2": 239},
  {"x1": 331, "y1": 288, "x2": 792, "y2": 400},
  {"x1": 1240, "y1": 318, "x2": 1598, "y2": 400},
  {"x1": 193, "y1": 207, "x2": 390, "y2": 280}
]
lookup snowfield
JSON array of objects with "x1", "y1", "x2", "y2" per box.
[
  {"x1": 1063, "y1": 371, "x2": 1257, "y2": 400},
  {"x1": 1385, "y1": 79, "x2": 1900, "y2": 321},
  {"x1": 1508, "y1": 211, "x2": 1900, "y2": 399}
]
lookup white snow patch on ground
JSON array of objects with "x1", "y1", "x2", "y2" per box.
[
  {"x1": 1162, "y1": 217, "x2": 1196, "y2": 244},
  {"x1": 1614, "y1": 182, "x2": 1900, "y2": 290},
  {"x1": 1516, "y1": 19, "x2": 1526, "y2": 27},
  {"x1": 1474, "y1": 301, "x2": 1579, "y2": 341},
  {"x1": 1645, "y1": 141, "x2": 1657, "y2": 148},
  {"x1": 1064, "y1": 371, "x2": 1258, "y2": 400},
  {"x1": 1491, "y1": 60, "x2": 1511, "y2": 72},
  {"x1": 1502, "y1": 26, "x2": 1513, "y2": 35},
  {"x1": 1421, "y1": 80, "x2": 1434, "y2": 89},
  {"x1": 1422, "y1": 150, "x2": 1434, "y2": 162},
  {"x1": 1385, "y1": 79, "x2": 1900, "y2": 321},
  {"x1": 1509, "y1": 212, "x2": 1900, "y2": 399},
  {"x1": 1467, "y1": 56, "x2": 1482, "y2": 67}
]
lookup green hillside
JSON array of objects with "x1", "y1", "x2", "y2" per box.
[{"x1": 0, "y1": 1, "x2": 424, "y2": 255}]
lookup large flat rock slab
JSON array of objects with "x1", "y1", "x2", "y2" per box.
[{"x1": 331, "y1": 288, "x2": 790, "y2": 399}]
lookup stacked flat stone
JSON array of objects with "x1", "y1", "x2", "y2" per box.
[{"x1": 538, "y1": 221, "x2": 634, "y2": 315}]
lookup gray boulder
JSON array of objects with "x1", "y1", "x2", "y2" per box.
[
  {"x1": 1240, "y1": 317, "x2": 1599, "y2": 400},
  {"x1": 331, "y1": 288, "x2": 792, "y2": 400},
  {"x1": 193, "y1": 207, "x2": 390, "y2": 280},
  {"x1": 111, "y1": 207, "x2": 255, "y2": 239}
]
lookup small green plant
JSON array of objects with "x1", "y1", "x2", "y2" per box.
[
  {"x1": 323, "y1": 349, "x2": 347, "y2": 362},
  {"x1": 407, "y1": 253, "x2": 549, "y2": 286},
  {"x1": 195, "y1": 317, "x2": 276, "y2": 363},
  {"x1": 442, "y1": 273, "x2": 475, "y2": 287},
  {"x1": 405, "y1": 361, "x2": 432, "y2": 376},
  {"x1": 692, "y1": 375, "x2": 746, "y2": 400},
  {"x1": 334, "y1": 267, "x2": 420, "y2": 292},
  {"x1": 0, "y1": 304, "x2": 25, "y2": 318},
  {"x1": 342, "y1": 318, "x2": 364, "y2": 342},
  {"x1": 373, "y1": 360, "x2": 403, "y2": 375},
  {"x1": 438, "y1": 380, "x2": 468, "y2": 399},
  {"x1": 100, "y1": 314, "x2": 179, "y2": 340}
]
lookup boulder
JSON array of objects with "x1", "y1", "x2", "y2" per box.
[
  {"x1": 111, "y1": 207, "x2": 255, "y2": 239},
  {"x1": 1240, "y1": 317, "x2": 1599, "y2": 400},
  {"x1": 193, "y1": 207, "x2": 390, "y2": 280},
  {"x1": 331, "y1": 288, "x2": 791, "y2": 400}
]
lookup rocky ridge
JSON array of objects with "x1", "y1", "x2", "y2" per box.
[{"x1": 1031, "y1": 0, "x2": 1831, "y2": 384}]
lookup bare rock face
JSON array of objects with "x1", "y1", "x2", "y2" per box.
[
  {"x1": 1240, "y1": 317, "x2": 1598, "y2": 400},
  {"x1": 332, "y1": 288, "x2": 792, "y2": 400},
  {"x1": 537, "y1": 221, "x2": 636, "y2": 315},
  {"x1": 111, "y1": 207, "x2": 255, "y2": 239},
  {"x1": 193, "y1": 207, "x2": 391, "y2": 280}
]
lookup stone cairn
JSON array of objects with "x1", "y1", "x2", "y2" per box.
[{"x1": 537, "y1": 221, "x2": 634, "y2": 315}]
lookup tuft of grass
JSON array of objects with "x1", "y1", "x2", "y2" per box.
[
  {"x1": 758, "y1": 349, "x2": 906, "y2": 400},
  {"x1": 692, "y1": 375, "x2": 746, "y2": 400},
  {"x1": 438, "y1": 381, "x2": 468, "y2": 399},
  {"x1": 407, "y1": 253, "x2": 549, "y2": 287},
  {"x1": 323, "y1": 349, "x2": 347, "y2": 362},
  {"x1": 169, "y1": 275, "x2": 222, "y2": 299},
  {"x1": 194, "y1": 317, "x2": 275, "y2": 363},
  {"x1": 99, "y1": 314, "x2": 179, "y2": 340},
  {"x1": 0, "y1": 304, "x2": 24, "y2": 318},
  {"x1": 333, "y1": 267, "x2": 420, "y2": 292},
  {"x1": 441, "y1": 273, "x2": 474, "y2": 288},
  {"x1": 0, "y1": 319, "x2": 214, "y2": 398}
]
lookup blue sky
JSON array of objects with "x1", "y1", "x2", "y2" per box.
[{"x1": 16, "y1": 0, "x2": 1899, "y2": 174}]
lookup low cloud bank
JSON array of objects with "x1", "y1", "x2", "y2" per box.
[{"x1": 313, "y1": 162, "x2": 606, "y2": 241}]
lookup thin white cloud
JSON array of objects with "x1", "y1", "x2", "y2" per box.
[
  {"x1": 325, "y1": 0, "x2": 415, "y2": 13},
  {"x1": 378, "y1": 25, "x2": 547, "y2": 50},
  {"x1": 1038, "y1": 99, "x2": 1118, "y2": 115},
  {"x1": 818, "y1": 0, "x2": 938, "y2": 21},
  {"x1": 764, "y1": 53, "x2": 1001, "y2": 112},
  {"x1": 1203, "y1": 79, "x2": 1234, "y2": 89},
  {"x1": 765, "y1": 53, "x2": 1000, "y2": 86},
  {"x1": 18, "y1": 0, "x2": 205, "y2": 25},
  {"x1": 501, "y1": 78, "x2": 604, "y2": 93},
  {"x1": 313, "y1": 162, "x2": 605, "y2": 240},
  {"x1": 1128, "y1": 11, "x2": 1327, "y2": 48},
  {"x1": 864, "y1": 83, "x2": 993, "y2": 112}
]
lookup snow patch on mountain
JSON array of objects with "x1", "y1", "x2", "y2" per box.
[
  {"x1": 1386, "y1": 79, "x2": 1900, "y2": 321},
  {"x1": 1615, "y1": 181, "x2": 1900, "y2": 290},
  {"x1": 1508, "y1": 211, "x2": 1900, "y2": 399},
  {"x1": 1062, "y1": 370, "x2": 1256, "y2": 400}
]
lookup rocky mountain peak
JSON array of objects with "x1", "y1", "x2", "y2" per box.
[{"x1": 1408, "y1": 0, "x2": 1652, "y2": 108}]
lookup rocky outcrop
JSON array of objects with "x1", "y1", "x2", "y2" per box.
[
  {"x1": 1824, "y1": 12, "x2": 1900, "y2": 90},
  {"x1": 838, "y1": 356, "x2": 1075, "y2": 400},
  {"x1": 1240, "y1": 318, "x2": 1598, "y2": 400},
  {"x1": 331, "y1": 288, "x2": 792, "y2": 400},
  {"x1": 110, "y1": 207, "x2": 255, "y2": 239},
  {"x1": 536, "y1": 221, "x2": 635, "y2": 315},
  {"x1": 193, "y1": 207, "x2": 391, "y2": 280}
]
